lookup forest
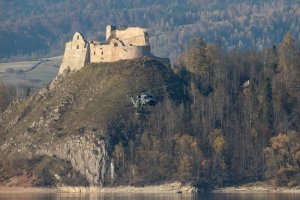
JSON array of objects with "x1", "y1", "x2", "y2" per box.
[
  {"x1": 0, "y1": 0, "x2": 299, "y2": 188},
  {"x1": 103, "y1": 32, "x2": 299, "y2": 187},
  {"x1": 0, "y1": 0, "x2": 300, "y2": 62},
  {"x1": 0, "y1": 32, "x2": 299, "y2": 188}
]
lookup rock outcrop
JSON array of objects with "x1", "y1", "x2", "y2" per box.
[
  {"x1": 36, "y1": 134, "x2": 110, "y2": 186},
  {"x1": 0, "y1": 58, "x2": 182, "y2": 187}
]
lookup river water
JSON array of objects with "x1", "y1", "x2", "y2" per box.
[{"x1": 0, "y1": 193, "x2": 299, "y2": 200}]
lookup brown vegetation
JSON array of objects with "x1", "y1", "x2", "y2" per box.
[
  {"x1": 0, "y1": 32, "x2": 299, "y2": 188},
  {"x1": 109, "y1": 32, "x2": 299, "y2": 187}
]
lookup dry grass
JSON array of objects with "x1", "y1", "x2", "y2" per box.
[
  {"x1": 0, "y1": 57, "x2": 184, "y2": 186},
  {"x1": 0, "y1": 57, "x2": 181, "y2": 142}
]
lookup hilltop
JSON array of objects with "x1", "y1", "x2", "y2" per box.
[
  {"x1": 0, "y1": 33, "x2": 299, "y2": 190},
  {"x1": 0, "y1": 58, "x2": 184, "y2": 187}
]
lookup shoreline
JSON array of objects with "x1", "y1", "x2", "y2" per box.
[
  {"x1": 0, "y1": 182, "x2": 196, "y2": 194},
  {"x1": 0, "y1": 182, "x2": 299, "y2": 194},
  {"x1": 213, "y1": 186, "x2": 300, "y2": 194},
  {"x1": 213, "y1": 182, "x2": 300, "y2": 194}
]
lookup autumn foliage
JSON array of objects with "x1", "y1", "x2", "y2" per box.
[{"x1": 108, "y1": 33, "x2": 299, "y2": 187}]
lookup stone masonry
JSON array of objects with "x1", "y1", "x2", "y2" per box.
[{"x1": 59, "y1": 25, "x2": 153, "y2": 75}]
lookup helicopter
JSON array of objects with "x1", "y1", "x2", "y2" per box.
[
  {"x1": 130, "y1": 94, "x2": 157, "y2": 109},
  {"x1": 127, "y1": 82, "x2": 180, "y2": 112}
]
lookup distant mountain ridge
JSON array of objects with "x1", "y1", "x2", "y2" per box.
[{"x1": 0, "y1": 0, "x2": 299, "y2": 61}]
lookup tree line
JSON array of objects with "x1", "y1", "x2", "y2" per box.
[
  {"x1": 108, "y1": 32, "x2": 299, "y2": 187},
  {"x1": 0, "y1": 32, "x2": 299, "y2": 188},
  {"x1": 0, "y1": 82, "x2": 31, "y2": 113}
]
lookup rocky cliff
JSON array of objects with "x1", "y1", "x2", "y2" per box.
[{"x1": 0, "y1": 58, "x2": 183, "y2": 187}]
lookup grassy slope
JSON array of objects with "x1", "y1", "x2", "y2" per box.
[
  {"x1": 0, "y1": 57, "x2": 186, "y2": 186},
  {"x1": 0, "y1": 57, "x2": 184, "y2": 186},
  {"x1": 0, "y1": 57, "x2": 182, "y2": 152}
]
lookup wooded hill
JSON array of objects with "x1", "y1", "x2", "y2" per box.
[
  {"x1": 0, "y1": 0, "x2": 299, "y2": 62},
  {"x1": 0, "y1": 32, "x2": 299, "y2": 188}
]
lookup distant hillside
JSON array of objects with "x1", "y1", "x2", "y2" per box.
[
  {"x1": 0, "y1": 0, "x2": 299, "y2": 61},
  {"x1": 0, "y1": 56, "x2": 61, "y2": 91}
]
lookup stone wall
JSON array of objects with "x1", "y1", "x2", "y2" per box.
[
  {"x1": 90, "y1": 39, "x2": 151, "y2": 63},
  {"x1": 110, "y1": 42, "x2": 151, "y2": 61},
  {"x1": 108, "y1": 26, "x2": 150, "y2": 46},
  {"x1": 59, "y1": 32, "x2": 89, "y2": 75},
  {"x1": 58, "y1": 26, "x2": 154, "y2": 75},
  {"x1": 105, "y1": 25, "x2": 116, "y2": 40},
  {"x1": 90, "y1": 42, "x2": 111, "y2": 63}
]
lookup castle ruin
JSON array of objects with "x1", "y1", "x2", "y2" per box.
[{"x1": 59, "y1": 25, "x2": 163, "y2": 75}]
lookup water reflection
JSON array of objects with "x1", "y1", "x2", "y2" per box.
[
  {"x1": 197, "y1": 193, "x2": 300, "y2": 200},
  {"x1": 0, "y1": 192, "x2": 299, "y2": 200},
  {"x1": 0, "y1": 192, "x2": 55, "y2": 200},
  {"x1": 0, "y1": 193, "x2": 196, "y2": 200},
  {"x1": 57, "y1": 193, "x2": 197, "y2": 200}
]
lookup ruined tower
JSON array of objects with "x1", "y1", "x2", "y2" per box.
[
  {"x1": 59, "y1": 32, "x2": 90, "y2": 74},
  {"x1": 105, "y1": 25, "x2": 116, "y2": 41},
  {"x1": 58, "y1": 25, "x2": 166, "y2": 75}
]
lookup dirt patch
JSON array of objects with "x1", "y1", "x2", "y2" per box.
[{"x1": 5, "y1": 172, "x2": 36, "y2": 187}]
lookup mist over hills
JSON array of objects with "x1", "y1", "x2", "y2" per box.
[{"x1": 0, "y1": 0, "x2": 299, "y2": 61}]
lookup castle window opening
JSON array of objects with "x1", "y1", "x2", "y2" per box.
[{"x1": 58, "y1": 25, "x2": 157, "y2": 76}]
